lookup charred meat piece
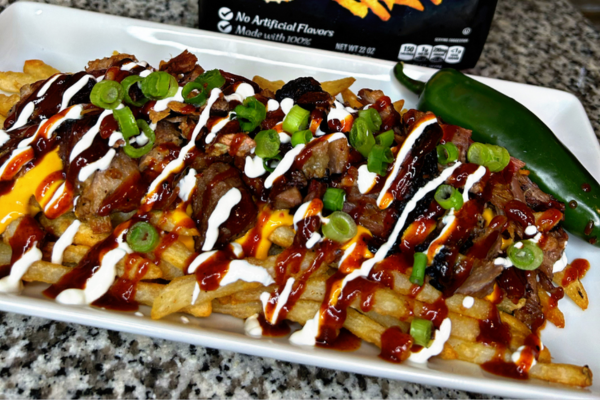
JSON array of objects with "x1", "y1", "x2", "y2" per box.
[
  {"x1": 140, "y1": 121, "x2": 183, "y2": 177},
  {"x1": 192, "y1": 163, "x2": 257, "y2": 251},
  {"x1": 159, "y1": 50, "x2": 198, "y2": 76},
  {"x1": 86, "y1": 54, "x2": 137, "y2": 72},
  {"x1": 275, "y1": 77, "x2": 323, "y2": 103},
  {"x1": 75, "y1": 151, "x2": 143, "y2": 233},
  {"x1": 273, "y1": 187, "x2": 303, "y2": 210},
  {"x1": 297, "y1": 137, "x2": 350, "y2": 180},
  {"x1": 343, "y1": 185, "x2": 398, "y2": 240}
]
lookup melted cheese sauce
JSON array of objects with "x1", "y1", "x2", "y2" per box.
[{"x1": 235, "y1": 208, "x2": 293, "y2": 260}]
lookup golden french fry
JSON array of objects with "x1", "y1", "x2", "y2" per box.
[
  {"x1": 342, "y1": 89, "x2": 364, "y2": 109},
  {"x1": 0, "y1": 72, "x2": 38, "y2": 93},
  {"x1": 364, "y1": 310, "x2": 409, "y2": 332},
  {"x1": 394, "y1": 0, "x2": 424, "y2": 11},
  {"x1": 0, "y1": 115, "x2": 5, "y2": 127},
  {"x1": 22, "y1": 60, "x2": 60, "y2": 80},
  {"x1": 334, "y1": 0, "x2": 369, "y2": 18},
  {"x1": 392, "y1": 99, "x2": 405, "y2": 115},
  {"x1": 268, "y1": 226, "x2": 295, "y2": 249},
  {"x1": 0, "y1": 241, "x2": 11, "y2": 266},
  {"x1": 381, "y1": 0, "x2": 395, "y2": 10},
  {"x1": 553, "y1": 269, "x2": 589, "y2": 310},
  {"x1": 321, "y1": 77, "x2": 356, "y2": 97},
  {"x1": 158, "y1": 238, "x2": 195, "y2": 271},
  {"x1": 430, "y1": 0, "x2": 442, "y2": 5},
  {"x1": 212, "y1": 300, "x2": 261, "y2": 319},
  {"x1": 183, "y1": 301, "x2": 213, "y2": 318},
  {"x1": 0, "y1": 94, "x2": 20, "y2": 116},
  {"x1": 252, "y1": 76, "x2": 285, "y2": 93},
  {"x1": 538, "y1": 288, "x2": 565, "y2": 328},
  {"x1": 361, "y1": 0, "x2": 391, "y2": 21},
  {"x1": 156, "y1": 260, "x2": 185, "y2": 280},
  {"x1": 134, "y1": 282, "x2": 165, "y2": 307},
  {"x1": 39, "y1": 213, "x2": 109, "y2": 247}
]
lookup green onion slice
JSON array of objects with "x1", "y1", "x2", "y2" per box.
[
  {"x1": 235, "y1": 96, "x2": 267, "y2": 132},
  {"x1": 409, "y1": 252, "x2": 428, "y2": 286},
  {"x1": 434, "y1": 184, "x2": 463, "y2": 210},
  {"x1": 467, "y1": 142, "x2": 510, "y2": 172},
  {"x1": 376, "y1": 129, "x2": 395, "y2": 148},
  {"x1": 113, "y1": 107, "x2": 139, "y2": 140},
  {"x1": 486, "y1": 145, "x2": 511, "y2": 172},
  {"x1": 121, "y1": 75, "x2": 148, "y2": 107},
  {"x1": 323, "y1": 188, "x2": 346, "y2": 212},
  {"x1": 254, "y1": 129, "x2": 280, "y2": 159},
  {"x1": 507, "y1": 240, "x2": 544, "y2": 270},
  {"x1": 410, "y1": 317, "x2": 433, "y2": 347},
  {"x1": 436, "y1": 142, "x2": 459, "y2": 165},
  {"x1": 141, "y1": 71, "x2": 178, "y2": 100},
  {"x1": 367, "y1": 144, "x2": 394, "y2": 176},
  {"x1": 349, "y1": 117, "x2": 376, "y2": 158},
  {"x1": 123, "y1": 120, "x2": 156, "y2": 158},
  {"x1": 291, "y1": 129, "x2": 312, "y2": 147},
  {"x1": 126, "y1": 221, "x2": 160, "y2": 253},
  {"x1": 182, "y1": 81, "x2": 206, "y2": 105},
  {"x1": 282, "y1": 105, "x2": 310, "y2": 134},
  {"x1": 90, "y1": 80, "x2": 124, "y2": 109},
  {"x1": 358, "y1": 108, "x2": 382, "y2": 133},
  {"x1": 322, "y1": 211, "x2": 357, "y2": 243}
]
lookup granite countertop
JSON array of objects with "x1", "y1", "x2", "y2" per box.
[{"x1": 0, "y1": 0, "x2": 598, "y2": 398}]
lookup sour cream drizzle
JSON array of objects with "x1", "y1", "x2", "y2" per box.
[
  {"x1": 244, "y1": 314, "x2": 263, "y2": 338},
  {"x1": 37, "y1": 73, "x2": 63, "y2": 97},
  {"x1": 377, "y1": 114, "x2": 438, "y2": 209},
  {"x1": 462, "y1": 165, "x2": 486, "y2": 203},
  {"x1": 205, "y1": 111, "x2": 235, "y2": 144},
  {"x1": 51, "y1": 220, "x2": 81, "y2": 264},
  {"x1": 357, "y1": 165, "x2": 378, "y2": 194},
  {"x1": 78, "y1": 148, "x2": 116, "y2": 182},
  {"x1": 177, "y1": 168, "x2": 197, "y2": 202},
  {"x1": 244, "y1": 155, "x2": 267, "y2": 178},
  {"x1": 70, "y1": 108, "x2": 119, "y2": 161},
  {"x1": 60, "y1": 74, "x2": 95, "y2": 112},
  {"x1": 153, "y1": 86, "x2": 184, "y2": 112},
  {"x1": 261, "y1": 277, "x2": 295, "y2": 324},
  {"x1": 202, "y1": 188, "x2": 242, "y2": 251},
  {"x1": 224, "y1": 83, "x2": 255, "y2": 103},
  {"x1": 0, "y1": 246, "x2": 42, "y2": 293},
  {"x1": 408, "y1": 318, "x2": 452, "y2": 363}
]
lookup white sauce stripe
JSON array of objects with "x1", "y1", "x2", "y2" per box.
[
  {"x1": 224, "y1": 83, "x2": 255, "y2": 103},
  {"x1": 289, "y1": 310, "x2": 320, "y2": 346},
  {"x1": 60, "y1": 74, "x2": 95, "y2": 112},
  {"x1": 78, "y1": 148, "x2": 116, "y2": 182},
  {"x1": 38, "y1": 74, "x2": 63, "y2": 98},
  {"x1": 202, "y1": 188, "x2": 242, "y2": 251},
  {"x1": 462, "y1": 165, "x2": 486, "y2": 203},
  {"x1": 462, "y1": 296, "x2": 475, "y2": 309},
  {"x1": 553, "y1": 249, "x2": 568, "y2": 273},
  {"x1": 153, "y1": 86, "x2": 184, "y2": 112},
  {"x1": 70, "y1": 109, "x2": 113, "y2": 161},
  {"x1": 244, "y1": 155, "x2": 267, "y2": 178},
  {"x1": 377, "y1": 114, "x2": 438, "y2": 209},
  {"x1": 0, "y1": 246, "x2": 42, "y2": 293},
  {"x1": 177, "y1": 168, "x2": 198, "y2": 202},
  {"x1": 357, "y1": 165, "x2": 378, "y2": 194},
  {"x1": 327, "y1": 101, "x2": 351, "y2": 122},
  {"x1": 280, "y1": 98, "x2": 294, "y2": 115},
  {"x1": 244, "y1": 314, "x2": 263, "y2": 338},
  {"x1": 0, "y1": 130, "x2": 9, "y2": 147},
  {"x1": 265, "y1": 144, "x2": 304, "y2": 189},
  {"x1": 260, "y1": 277, "x2": 295, "y2": 324},
  {"x1": 408, "y1": 318, "x2": 452, "y2": 363},
  {"x1": 51, "y1": 220, "x2": 81, "y2": 264},
  {"x1": 205, "y1": 112, "x2": 235, "y2": 144},
  {"x1": 7, "y1": 102, "x2": 35, "y2": 132}
]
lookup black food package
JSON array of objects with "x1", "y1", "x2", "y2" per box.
[{"x1": 198, "y1": 0, "x2": 498, "y2": 69}]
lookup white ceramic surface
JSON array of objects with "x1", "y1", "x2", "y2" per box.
[{"x1": 0, "y1": 3, "x2": 598, "y2": 398}]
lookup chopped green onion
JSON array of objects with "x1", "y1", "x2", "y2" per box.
[
  {"x1": 141, "y1": 71, "x2": 178, "y2": 100},
  {"x1": 121, "y1": 75, "x2": 148, "y2": 107},
  {"x1": 124, "y1": 120, "x2": 156, "y2": 158},
  {"x1": 263, "y1": 157, "x2": 280, "y2": 173},
  {"x1": 410, "y1": 317, "x2": 433, "y2": 347},
  {"x1": 376, "y1": 129, "x2": 395, "y2": 148},
  {"x1": 467, "y1": 142, "x2": 510, "y2": 172},
  {"x1": 358, "y1": 108, "x2": 382, "y2": 133},
  {"x1": 434, "y1": 184, "x2": 463, "y2": 210},
  {"x1": 282, "y1": 105, "x2": 310, "y2": 134},
  {"x1": 182, "y1": 81, "x2": 206, "y2": 105},
  {"x1": 254, "y1": 129, "x2": 280, "y2": 159},
  {"x1": 322, "y1": 211, "x2": 357, "y2": 243},
  {"x1": 486, "y1": 145, "x2": 511, "y2": 172},
  {"x1": 182, "y1": 69, "x2": 226, "y2": 106},
  {"x1": 367, "y1": 144, "x2": 394, "y2": 176},
  {"x1": 436, "y1": 142, "x2": 459, "y2": 165},
  {"x1": 507, "y1": 240, "x2": 544, "y2": 270},
  {"x1": 235, "y1": 96, "x2": 267, "y2": 132},
  {"x1": 90, "y1": 80, "x2": 124, "y2": 109},
  {"x1": 126, "y1": 221, "x2": 160, "y2": 253},
  {"x1": 113, "y1": 107, "x2": 139, "y2": 140},
  {"x1": 349, "y1": 117, "x2": 376, "y2": 158},
  {"x1": 291, "y1": 129, "x2": 312, "y2": 147},
  {"x1": 409, "y1": 252, "x2": 427, "y2": 286},
  {"x1": 323, "y1": 188, "x2": 346, "y2": 212}
]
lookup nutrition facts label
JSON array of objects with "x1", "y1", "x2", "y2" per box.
[{"x1": 398, "y1": 43, "x2": 465, "y2": 64}]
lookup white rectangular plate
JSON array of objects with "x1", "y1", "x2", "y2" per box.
[{"x1": 0, "y1": 3, "x2": 598, "y2": 398}]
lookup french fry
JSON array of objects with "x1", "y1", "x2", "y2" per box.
[
  {"x1": 363, "y1": 310, "x2": 409, "y2": 332},
  {"x1": 394, "y1": 0, "x2": 424, "y2": 11},
  {"x1": 553, "y1": 269, "x2": 589, "y2": 310},
  {"x1": 381, "y1": 0, "x2": 395, "y2": 10},
  {"x1": 268, "y1": 226, "x2": 295, "y2": 249},
  {"x1": 0, "y1": 71, "x2": 39, "y2": 93},
  {"x1": 360, "y1": 0, "x2": 391, "y2": 21},
  {"x1": 538, "y1": 288, "x2": 565, "y2": 328},
  {"x1": 0, "y1": 115, "x2": 5, "y2": 127},
  {"x1": 334, "y1": 0, "x2": 369, "y2": 18},
  {"x1": 22, "y1": 60, "x2": 60, "y2": 80},
  {"x1": 183, "y1": 301, "x2": 213, "y2": 318},
  {"x1": 321, "y1": 77, "x2": 356, "y2": 97},
  {"x1": 150, "y1": 211, "x2": 200, "y2": 236},
  {"x1": 212, "y1": 299, "x2": 261, "y2": 319},
  {"x1": 156, "y1": 259, "x2": 185, "y2": 280},
  {"x1": 0, "y1": 94, "x2": 19, "y2": 116},
  {"x1": 252, "y1": 76, "x2": 285, "y2": 93},
  {"x1": 150, "y1": 274, "x2": 263, "y2": 319},
  {"x1": 39, "y1": 213, "x2": 109, "y2": 247},
  {"x1": 443, "y1": 337, "x2": 592, "y2": 387},
  {"x1": 0, "y1": 241, "x2": 11, "y2": 266},
  {"x1": 341, "y1": 89, "x2": 364, "y2": 109}
]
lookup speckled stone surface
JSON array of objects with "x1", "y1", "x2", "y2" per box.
[{"x1": 0, "y1": 0, "x2": 597, "y2": 398}]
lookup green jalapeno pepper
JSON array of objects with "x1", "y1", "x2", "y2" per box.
[{"x1": 394, "y1": 62, "x2": 600, "y2": 247}]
